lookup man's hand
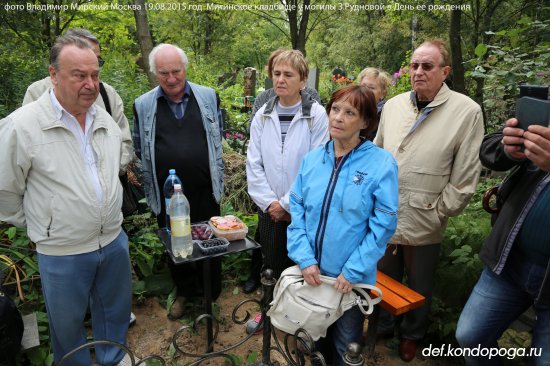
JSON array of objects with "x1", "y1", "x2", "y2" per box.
[
  {"x1": 334, "y1": 274, "x2": 353, "y2": 294},
  {"x1": 301, "y1": 264, "x2": 321, "y2": 286},
  {"x1": 501, "y1": 118, "x2": 526, "y2": 159},
  {"x1": 502, "y1": 118, "x2": 550, "y2": 172},
  {"x1": 267, "y1": 201, "x2": 290, "y2": 222},
  {"x1": 524, "y1": 125, "x2": 550, "y2": 172}
]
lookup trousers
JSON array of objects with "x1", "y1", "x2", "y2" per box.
[
  {"x1": 377, "y1": 243, "x2": 440, "y2": 340},
  {"x1": 38, "y1": 230, "x2": 132, "y2": 366},
  {"x1": 456, "y1": 252, "x2": 550, "y2": 366}
]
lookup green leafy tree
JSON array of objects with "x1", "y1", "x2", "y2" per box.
[{"x1": 469, "y1": 16, "x2": 549, "y2": 131}]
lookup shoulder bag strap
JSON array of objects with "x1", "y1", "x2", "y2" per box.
[
  {"x1": 99, "y1": 82, "x2": 112, "y2": 116},
  {"x1": 350, "y1": 285, "x2": 382, "y2": 315},
  {"x1": 319, "y1": 275, "x2": 383, "y2": 315}
]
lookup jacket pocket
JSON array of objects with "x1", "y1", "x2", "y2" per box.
[
  {"x1": 407, "y1": 192, "x2": 442, "y2": 232},
  {"x1": 27, "y1": 195, "x2": 54, "y2": 243},
  {"x1": 409, "y1": 165, "x2": 450, "y2": 194},
  {"x1": 142, "y1": 121, "x2": 152, "y2": 160}
]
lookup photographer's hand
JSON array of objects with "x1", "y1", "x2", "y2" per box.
[
  {"x1": 501, "y1": 118, "x2": 526, "y2": 160},
  {"x1": 523, "y1": 125, "x2": 550, "y2": 172}
]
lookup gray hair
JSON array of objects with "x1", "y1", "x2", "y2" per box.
[
  {"x1": 149, "y1": 44, "x2": 188, "y2": 75},
  {"x1": 65, "y1": 28, "x2": 100, "y2": 49},
  {"x1": 50, "y1": 35, "x2": 93, "y2": 71}
]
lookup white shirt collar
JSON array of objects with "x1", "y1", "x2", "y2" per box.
[{"x1": 49, "y1": 89, "x2": 97, "y2": 121}]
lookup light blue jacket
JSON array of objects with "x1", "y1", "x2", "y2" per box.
[
  {"x1": 287, "y1": 139, "x2": 398, "y2": 285},
  {"x1": 133, "y1": 82, "x2": 224, "y2": 215}
]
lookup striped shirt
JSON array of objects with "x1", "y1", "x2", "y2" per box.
[{"x1": 275, "y1": 100, "x2": 301, "y2": 143}]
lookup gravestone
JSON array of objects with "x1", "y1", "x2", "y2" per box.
[{"x1": 243, "y1": 67, "x2": 256, "y2": 97}]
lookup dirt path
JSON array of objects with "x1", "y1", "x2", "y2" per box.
[{"x1": 127, "y1": 288, "x2": 458, "y2": 365}]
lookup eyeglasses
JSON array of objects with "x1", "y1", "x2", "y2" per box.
[
  {"x1": 409, "y1": 62, "x2": 439, "y2": 71},
  {"x1": 98, "y1": 57, "x2": 105, "y2": 67}
]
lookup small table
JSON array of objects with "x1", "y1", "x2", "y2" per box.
[{"x1": 157, "y1": 229, "x2": 260, "y2": 351}]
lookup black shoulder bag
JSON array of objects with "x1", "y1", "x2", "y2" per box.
[
  {"x1": 99, "y1": 83, "x2": 145, "y2": 217},
  {"x1": 0, "y1": 271, "x2": 24, "y2": 365}
]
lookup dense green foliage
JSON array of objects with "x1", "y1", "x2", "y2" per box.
[{"x1": 0, "y1": 0, "x2": 549, "y2": 364}]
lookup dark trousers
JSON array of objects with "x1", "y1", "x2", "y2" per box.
[
  {"x1": 256, "y1": 210, "x2": 294, "y2": 280},
  {"x1": 247, "y1": 237, "x2": 263, "y2": 281},
  {"x1": 377, "y1": 243, "x2": 440, "y2": 340}
]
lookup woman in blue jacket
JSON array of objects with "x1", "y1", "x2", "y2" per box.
[{"x1": 287, "y1": 85, "x2": 399, "y2": 365}]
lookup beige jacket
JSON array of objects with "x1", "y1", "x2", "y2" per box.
[
  {"x1": 23, "y1": 77, "x2": 133, "y2": 172},
  {"x1": 0, "y1": 92, "x2": 124, "y2": 255},
  {"x1": 374, "y1": 84, "x2": 484, "y2": 245}
]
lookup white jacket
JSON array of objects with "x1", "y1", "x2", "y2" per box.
[
  {"x1": 0, "y1": 92, "x2": 124, "y2": 255},
  {"x1": 246, "y1": 95, "x2": 329, "y2": 212}
]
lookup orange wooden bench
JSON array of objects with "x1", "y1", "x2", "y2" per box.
[
  {"x1": 375, "y1": 270, "x2": 425, "y2": 316},
  {"x1": 364, "y1": 270, "x2": 426, "y2": 354}
]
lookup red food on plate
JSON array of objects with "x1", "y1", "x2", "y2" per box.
[{"x1": 210, "y1": 215, "x2": 245, "y2": 231}]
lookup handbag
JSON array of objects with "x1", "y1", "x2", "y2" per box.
[{"x1": 267, "y1": 265, "x2": 382, "y2": 341}]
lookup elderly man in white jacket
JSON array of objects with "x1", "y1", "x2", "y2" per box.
[{"x1": 0, "y1": 35, "x2": 131, "y2": 366}]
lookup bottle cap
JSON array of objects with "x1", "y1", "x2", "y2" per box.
[
  {"x1": 169, "y1": 169, "x2": 176, "y2": 175},
  {"x1": 174, "y1": 184, "x2": 181, "y2": 191}
]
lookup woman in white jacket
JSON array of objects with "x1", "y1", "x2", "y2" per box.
[{"x1": 246, "y1": 49, "x2": 329, "y2": 282}]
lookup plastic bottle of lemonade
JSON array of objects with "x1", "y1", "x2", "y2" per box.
[{"x1": 169, "y1": 184, "x2": 193, "y2": 258}]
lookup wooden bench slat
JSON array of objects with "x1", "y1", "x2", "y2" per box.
[
  {"x1": 373, "y1": 282, "x2": 411, "y2": 315},
  {"x1": 376, "y1": 271, "x2": 425, "y2": 305},
  {"x1": 374, "y1": 270, "x2": 426, "y2": 316}
]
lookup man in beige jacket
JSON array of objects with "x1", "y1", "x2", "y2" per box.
[{"x1": 374, "y1": 38, "x2": 484, "y2": 362}]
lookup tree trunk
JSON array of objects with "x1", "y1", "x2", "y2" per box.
[
  {"x1": 296, "y1": 0, "x2": 310, "y2": 55},
  {"x1": 285, "y1": 0, "x2": 309, "y2": 56},
  {"x1": 133, "y1": 0, "x2": 156, "y2": 87},
  {"x1": 449, "y1": 5, "x2": 466, "y2": 94},
  {"x1": 411, "y1": 14, "x2": 418, "y2": 50},
  {"x1": 472, "y1": 0, "x2": 504, "y2": 129}
]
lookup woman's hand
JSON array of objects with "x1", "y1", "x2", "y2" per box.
[
  {"x1": 334, "y1": 274, "x2": 353, "y2": 294},
  {"x1": 267, "y1": 201, "x2": 290, "y2": 222},
  {"x1": 301, "y1": 265, "x2": 321, "y2": 286}
]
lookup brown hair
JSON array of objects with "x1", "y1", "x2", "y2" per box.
[
  {"x1": 326, "y1": 85, "x2": 378, "y2": 138},
  {"x1": 50, "y1": 35, "x2": 93, "y2": 71},
  {"x1": 271, "y1": 49, "x2": 309, "y2": 81},
  {"x1": 418, "y1": 38, "x2": 450, "y2": 67},
  {"x1": 265, "y1": 48, "x2": 287, "y2": 79}
]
